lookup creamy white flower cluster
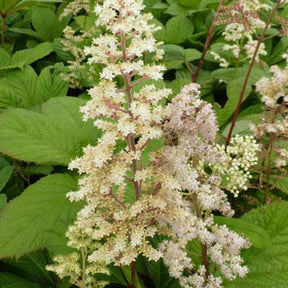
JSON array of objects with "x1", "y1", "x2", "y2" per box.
[
  {"x1": 252, "y1": 54, "x2": 288, "y2": 168},
  {"x1": 49, "y1": 0, "x2": 201, "y2": 286},
  {"x1": 61, "y1": 0, "x2": 91, "y2": 18},
  {"x1": 49, "y1": 1, "x2": 253, "y2": 287},
  {"x1": 46, "y1": 252, "x2": 109, "y2": 288},
  {"x1": 59, "y1": 1, "x2": 100, "y2": 89},
  {"x1": 211, "y1": 0, "x2": 270, "y2": 66},
  {"x1": 162, "y1": 84, "x2": 252, "y2": 286},
  {"x1": 215, "y1": 135, "x2": 260, "y2": 196}
]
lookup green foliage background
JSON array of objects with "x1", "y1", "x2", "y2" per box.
[{"x1": 0, "y1": 0, "x2": 288, "y2": 287}]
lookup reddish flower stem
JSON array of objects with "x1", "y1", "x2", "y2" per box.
[
  {"x1": 1, "y1": 15, "x2": 5, "y2": 44},
  {"x1": 193, "y1": 0, "x2": 226, "y2": 82},
  {"x1": 226, "y1": 0, "x2": 283, "y2": 146}
]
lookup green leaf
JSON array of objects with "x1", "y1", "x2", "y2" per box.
[
  {"x1": 9, "y1": 6, "x2": 63, "y2": 41},
  {"x1": 35, "y1": 67, "x2": 69, "y2": 103},
  {"x1": 22, "y1": 165, "x2": 53, "y2": 176},
  {"x1": 0, "y1": 194, "x2": 7, "y2": 212},
  {"x1": 0, "y1": 103, "x2": 99, "y2": 164},
  {"x1": 184, "y1": 48, "x2": 201, "y2": 62},
  {"x1": 0, "y1": 0, "x2": 62, "y2": 15},
  {"x1": 31, "y1": 6, "x2": 56, "y2": 42},
  {"x1": 267, "y1": 38, "x2": 288, "y2": 65},
  {"x1": 0, "y1": 97, "x2": 101, "y2": 165},
  {"x1": 0, "y1": 0, "x2": 19, "y2": 14},
  {"x1": 164, "y1": 16, "x2": 194, "y2": 44},
  {"x1": 225, "y1": 202, "x2": 288, "y2": 287},
  {"x1": 74, "y1": 14, "x2": 98, "y2": 31},
  {"x1": 45, "y1": 222, "x2": 75, "y2": 257},
  {"x1": 144, "y1": 258, "x2": 180, "y2": 288},
  {"x1": 0, "y1": 272, "x2": 41, "y2": 288},
  {"x1": 97, "y1": 266, "x2": 128, "y2": 286},
  {"x1": 274, "y1": 176, "x2": 288, "y2": 194},
  {"x1": 0, "y1": 165, "x2": 14, "y2": 192},
  {"x1": 211, "y1": 64, "x2": 270, "y2": 84},
  {"x1": 222, "y1": 120, "x2": 255, "y2": 138},
  {"x1": 0, "y1": 101, "x2": 99, "y2": 164},
  {"x1": 161, "y1": 44, "x2": 185, "y2": 69},
  {"x1": 218, "y1": 78, "x2": 252, "y2": 126},
  {"x1": 142, "y1": 139, "x2": 163, "y2": 167},
  {"x1": 121, "y1": 266, "x2": 144, "y2": 288},
  {"x1": 178, "y1": 0, "x2": 199, "y2": 8},
  {"x1": 0, "y1": 64, "x2": 66, "y2": 109},
  {"x1": 0, "y1": 174, "x2": 81, "y2": 259},
  {"x1": 8, "y1": 27, "x2": 40, "y2": 39},
  {"x1": 0, "y1": 49, "x2": 11, "y2": 67},
  {"x1": 52, "y1": 39, "x2": 74, "y2": 62},
  {"x1": 41, "y1": 97, "x2": 101, "y2": 144},
  {"x1": 11, "y1": 42, "x2": 54, "y2": 66},
  {"x1": 2, "y1": 251, "x2": 55, "y2": 286},
  {"x1": 0, "y1": 66, "x2": 37, "y2": 108},
  {"x1": 165, "y1": 3, "x2": 188, "y2": 16},
  {"x1": 214, "y1": 216, "x2": 271, "y2": 249}
]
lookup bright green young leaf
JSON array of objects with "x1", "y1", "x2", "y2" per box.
[
  {"x1": 0, "y1": 105, "x2": 98, "y2": 165},
  {"x1": 0, "y1": 174, "x2": 81, "y2": 259},
  {"x1": 225, "y1": 202, "x2": 288, "y2": 287},
  {"x1": 164, "y1": 16, "x2": 194, "y2": 44}
]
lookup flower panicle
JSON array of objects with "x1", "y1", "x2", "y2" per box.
[{"x1": 48, "y1": 1, "x2": 257, "y2": 287}]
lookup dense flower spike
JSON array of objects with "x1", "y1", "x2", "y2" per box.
[{"x1": 48, "y1": 0, "x2": 257, "y2": 287}]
